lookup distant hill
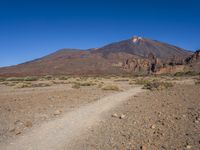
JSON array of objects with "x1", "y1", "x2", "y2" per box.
[{"x1": 0, "y1": 36, "x2": 193, "y2": 76}]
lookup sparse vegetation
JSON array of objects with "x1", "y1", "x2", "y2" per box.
[
  {"x1": 135, "y1": 79, "x2": 152, "y2": 85},
  {"x1": 43, "y1": 75, "x2": 54, "y2": 80},
  {"x1": 195, "y1": 78, "x2": 200, "y2": 85},
  {"x1": 24, "y1": 76, "x2": 38, "y2": 81},
  {"x1": 72, "y1": 83, "x2": 80, "y2": 89},
  {"x1": 14, "y1": 82, "x2": 32, "y2": 88},
  {"x1": 173, "y1": 71, "x2": 198, "y2": 77},
  {"x1": 0, "y1": 77, "x2": 6, "y2": 82},
  {"x1": 58, "y1": 76, "x2": 70, "y2": 80},
  {"x1": 6, "y1": 77, "x2": 24, "y2": 81},
  {"x1": 14, "y1": 82, "x2": 52, "y2": 88},
  {"x1": 102, "y1": 85, "x2": 120, "y2": 91},
  {"x1": 143, "y1": 81, "x2": 173, "y2": 90}
]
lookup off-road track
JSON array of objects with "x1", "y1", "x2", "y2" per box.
[{"x1": 1, "y1": 86, "x2": 142, "y2": 150}]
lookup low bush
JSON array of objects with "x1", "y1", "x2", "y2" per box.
[
  {"x1": 0, "y1": 77, "x2": 6, "y2": 82},
  {"x1": 24, "y1": 76, "x2": 38, "y2": 81},
  {"x1": 102, "y1": 85, "x2": 120, "y2": 91},
  {"x1": 143, "y1": 81, "x2": 173, "y2": 90},
  {"x1": 6, "y1": 77, "x2": 24, "y2": 81},
  {"x1": 58, "y1": 76, "x2": 70, "y2": 80},
  {"x1": 43, "y1": 75, "x2": 54, "y2": 80},
  {"x1": 195, "y1": 78, "x2": 200, "y2": 85},
  {"x1": 14, "y1": 82, "x2": 32, "y2": 88},
  {"x1": 173, "y1": 71, "x2": 198, "y2": 77},
  {"x1": 135, "y1": 79, "x2": 151, "y2": 85},
  {"x1": 72, "y1": 83, "x2": 80, "y2": 89},
  {"x1": 32, "y1": 82, "x2": 52, "y2": 87}
]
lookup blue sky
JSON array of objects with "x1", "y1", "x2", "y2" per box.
[{"x1": 0, "y1": 0, "x2": 199, "y2": 67}]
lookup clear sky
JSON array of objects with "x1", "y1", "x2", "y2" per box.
[{"x1": 0, "y1": 0, "x2": 199, "y2": 67}]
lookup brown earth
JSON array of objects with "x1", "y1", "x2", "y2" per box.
[
  {"x1": 69, "y1": 80, "x2": 200, "y2": 150},
  {"x1": 0, "y1": 76, "x2": 199, "y2": 150}
]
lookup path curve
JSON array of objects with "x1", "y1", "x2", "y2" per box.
[{"x1": 1, "y1": 86, "x2": 142, "y2": 150}]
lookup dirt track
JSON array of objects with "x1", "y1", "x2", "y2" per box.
[{"x1": 0, "y1": 86, "x2": 142, "y2": 150}]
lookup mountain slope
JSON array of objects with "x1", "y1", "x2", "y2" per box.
[
  {"x1": 0, "y1": 37, "x2": 192, "y2": 76},
  {"x1": 95, "y1": 37, "x2": 191, "y2": 58}
]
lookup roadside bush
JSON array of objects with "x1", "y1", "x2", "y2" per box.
[
  {"x1": 135, "y1": 79, "x2": 151, "y2": 85},
  {"x1": 70, "y1": 81, "x2": 96, "y2": 87},
  {"x1": 43, "y1": 75, "x2": 54, "y2": 80},
  {"x1": 14, "y1": 82, "x2": 32, "y2": 88},
  {"x1": 102, "y1": 85, "x2": 120, "y2": 91},
  {"x1": 32, "y1": 82, "x2": 52, "y2": 87},
  {"x1": 24, "y1": 76, "x2": 38, "y2": 81},
  {"x1": 2, "y1": 81, "x2": 19, "y2": 86},
  {"x1": 0, "y1": 77, "x2": 6, "y2": 82},
  {"x1": 173, "y1": 71, "x2": 197, "y2": 77},
  {"x1": 6, "y1": 77, "x2": 24, "y2": 81},
  {"x1": 143, "y1": 81, "x2": 173, "y2": 90},
  {"x1": 195, "y1": 78, "x2": 200, "y2": 85},
  {"x1": 72, "y1": 83, "x2": 80, "y2": 89},
  {"x1": 58, "y1": 76, "x2": 70, "y2": 80}
]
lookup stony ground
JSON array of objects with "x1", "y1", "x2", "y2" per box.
[
  {"x1": 69, "y1": 84, "x2": 200, "y2": 150},
  {"x1": 0, "y1": 83, "x2": 115, "y2": 143},
  {"x1": 0, "y1": 76, "x2": 200, "y2": 150}
]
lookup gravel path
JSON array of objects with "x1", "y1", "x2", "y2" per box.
[{"x1": 1, "y1": 86, "x2": 142, "y2": 150}]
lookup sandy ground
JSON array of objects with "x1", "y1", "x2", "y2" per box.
[
  {"x1": 0, "y1": 86, "x2": 142, "y2": 150},
  {"x1": 0, "y1": 83, "x2": 114, "y2": 143},
  {"x1": 69, "y1": 84, "x2": 200, "y2": 150},
  {"x1": 0, "y1": 76, "x2": 199, "y2": 150}
]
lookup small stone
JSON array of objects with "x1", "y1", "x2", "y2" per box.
[
  {"x1": 15, "y1": 130, "x2": 21, "y2": 135},
  {"x1": 141, "y1": 145, "x2": 147, "y2": 150},
  {"x1": 186, "y1": 145, "x2": 192, "y2": 149},
  {"x1": 24, "y1": 121, "x2": 33, "y2": 128},
  {"x1": 10, "y1": 128, "x2": 21, "y2": 135},
  {"x1": 182, "y1": 115, "x2": 186, "y2": 118},
  {"x1": 120, "y1": 114, "x2": 126, "y2": 119},
  {"x1": 194, "y1": 120, "x2": 199, "y2": 123},
  {"x1": 54, "y1": 110, "x2": 62, "y2": 116},
  {"x1": 150, "y1": 124, "x2": 156, "y2": 129},
  {"x1": 112, "y1": 113, "x2": 118, "y2": 118}
]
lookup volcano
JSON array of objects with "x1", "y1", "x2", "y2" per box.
[{"x1": 0, "y1": 36, "x2": 192, "y2": 76}]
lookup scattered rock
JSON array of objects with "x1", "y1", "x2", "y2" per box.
[
  {"x1": 10, "y1": 128, "x2": 21, "y2": 135},
  {"x1": 24, "y1": 121, "x2": 33, "y2": 128},
  {"x1": 54, "y1": 110, "x2": 62, "y2": 116},
  {"x1": 15, "y1": 130, "x2": 22, "y2": 135},
  {"x1": 150, "y1": 124, "x2": 156, "y2": 129},
  {"x1": 141, "y1": 144, "x2": 147, "y2": 150},
  {"x1": 182, "y1": 114, "x2": 186, "y2": 118},
  {"x1": 186, "y1": 145, "x2": 192, "y2": 149},
  {"x1": 119, "y1": 114, "x2": 126, "y2": 119},
  {"x1": 112, "y1": 113, "x2": 118, "y2": 118}
]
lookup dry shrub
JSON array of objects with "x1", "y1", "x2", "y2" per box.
[
  {"x1": 135, "y1": 79, "x2": 151, "y2": 85},
  {"x1": 72, "y1": 83, "x2": 80, "y2": 89},
  {"x1": 14, "y1": 82, "x2": 32, "y2": 88},
  {"x1": 0, "y1": 77, "x2": 6, "y2": 82},
  {"x1": 43, "y1": 75, "x2": 54, "y2": 80},
  {"x1": 32, "y1": 82, "x2": 52, "y2": 87},
  {"x1": 58, "y1": 76, "x2": 70, "y2": 80},
  {"x1": 114, "y1": 78, "x2": 129, "y2": 82},
  {"x1": 2, "y1": 81, "x2": 19, "y2": 86},
  {"x1": 6, "y1": 77, "x2": 24, "y2": 81},
  {"x1": 14, "y1": 82, "x2": 52, "y2": 88},
  {"x1": 195, "y1": 78, "x2": 200, "y2": 85},
  {"x1": 143, "y1": 81, "x2": 173, "y2": 90},
  {"x1": 23, "y1": 76, "x2": 38, "y2": 81},
  {"x1": 102, "y1": 85, "x2": 120, "y2": 91}
]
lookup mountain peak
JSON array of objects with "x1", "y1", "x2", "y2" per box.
[{"x1": 131, "y1": 36, "x2": 143, "y2": 43}]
